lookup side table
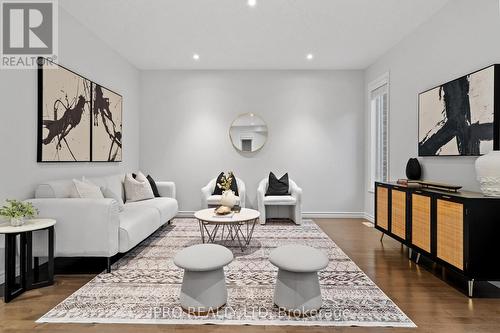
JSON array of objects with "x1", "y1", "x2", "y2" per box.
[{"x1": 0, "y1": 219, "x2": 56, "y2": 302}]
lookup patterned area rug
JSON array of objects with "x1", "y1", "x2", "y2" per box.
[{"x1": 37, "y1": 219, "x2": 415, "y2": 327}]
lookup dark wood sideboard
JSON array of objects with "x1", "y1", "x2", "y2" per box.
[{"x1": 374, "y1": 181, "x2": 500, "y2": 297}]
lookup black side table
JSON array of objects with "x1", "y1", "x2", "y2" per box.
[{"x1": 0, "y1": 219, "x2": 56, "y2": 302}]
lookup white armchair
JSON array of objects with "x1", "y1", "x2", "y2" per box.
[
  {"x1": 201, "y1": 177, "x2": 246, "y2": 208},
  {"x1": 257, "y1": 178, "x2": 302, "y2": 225}
]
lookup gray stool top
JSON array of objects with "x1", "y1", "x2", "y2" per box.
[
  {"x1": 270, "y1": 244, "x2": 329, "y2": 273},
  {"x1": 174, "y1": 244, "x2": 233, "y2": 271}
]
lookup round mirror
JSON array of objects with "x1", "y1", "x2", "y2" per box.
[{"x1": 229, "y1": 113, "x2": 268, "y2": 153}]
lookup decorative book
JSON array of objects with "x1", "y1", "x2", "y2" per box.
[{"x1": 396, "y1": 179, "x2": 461, "y2": 192}]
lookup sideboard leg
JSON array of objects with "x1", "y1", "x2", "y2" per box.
[
  {"x1": 416, "y1": 253, "x2": 421, "y2": 264},
  {"x1": 468, "y1": 279, "x2": 475, "y2": 298},
  {"x1": 408, "y1": 248, "x2": 412, "y2": 259},
  {"x1": 380, "y1": 233, "x2": 384, "y2": 242},
  {"x1": 106, "y1": 257, "x2": 111, "y2": 273}
]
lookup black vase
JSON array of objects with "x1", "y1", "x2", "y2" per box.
[{"x1": 406, "y1": 158, "x2": 421, "y2": 180}]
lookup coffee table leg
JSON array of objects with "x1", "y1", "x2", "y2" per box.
[
  {"x1": 209, "y1": 224, "x2": 219, "y2": 242},
  {"x1": 232, "y1": 224, "x2": 244, "y2": 252},
  {"x1": 203, "y1": 223, "x2": 220, "y2": 243},
  {"x1": 246, "y1": 219, "x2": 257, "y2": 245},
  {"x1": 199, "y1": 220, "x2": 205, "y2": 243}
]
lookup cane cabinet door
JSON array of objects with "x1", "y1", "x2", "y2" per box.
[
  {"x1": 391, "y1": 189, "x2": 406, "y2": 239},
  {"x1": 436, "y1": 199, "x2": 464, "y2": 270},
  {"x1": 376, "y1": 185, "x2": 389, "y2": 231},
  {"x1": 411, "y1": 192, "x2": 432, "y2": 253}
]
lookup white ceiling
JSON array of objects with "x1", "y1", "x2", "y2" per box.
[{"x1": 60, "y1": 0, "x2": 450, "y2": 70}]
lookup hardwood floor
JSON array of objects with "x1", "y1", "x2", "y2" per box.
[{"x1": 1, "y1": 218, "x2": 500, "y2": 332}]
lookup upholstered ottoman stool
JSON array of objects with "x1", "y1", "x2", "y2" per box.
[
  {"x1": 270, "y1": 244, "x2": 329, "y2": 315},
  {"x1": 174, "y1": 244, "x2": 233, "y2": 315}
]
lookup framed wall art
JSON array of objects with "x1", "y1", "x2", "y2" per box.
[
  {"x1": 418, "y1": 65, "x2": 500, "y2": 156},
  {"x1": 37, "y1": 58, "x2": 122, "y2": 162},
  {"x1": 92, "y1": 83, "x2": 122, "y2": 162}
]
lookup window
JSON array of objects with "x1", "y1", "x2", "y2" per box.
[{"x1": 369, "y1": 73, "x2": 389, "y2": 191}]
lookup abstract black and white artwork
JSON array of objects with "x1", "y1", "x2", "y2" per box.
[
  {"x1": 38, "y1": 58, "x2": 123, "y2": 162},
  {"x1": 38, "y1": 59, "x2": 92, "y2": 162},
  {"x1": 418, "y1": 65, "x2": 498, "y2": 156},
  {"x1": 92, "y1": 84, "x2": 122, "y2": 162}
]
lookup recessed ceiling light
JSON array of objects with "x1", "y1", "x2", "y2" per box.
[
  {"x1": 192, "y1": 53, "x2": 200, "y2": 61},
  {"x1": 306, "y1": 53, "x2": 314, "y2": 60},
  {"x1": 247, "y1": 0, "x2": 257, "y2": 7}
]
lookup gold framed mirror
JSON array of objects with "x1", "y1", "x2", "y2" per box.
[{"x1": 229, "y1": 113, "x2": 268, "y2": 153}]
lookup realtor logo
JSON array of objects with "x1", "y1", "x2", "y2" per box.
[{"x1": 1, "y1": 0, "x2": 58, "y2": 69}]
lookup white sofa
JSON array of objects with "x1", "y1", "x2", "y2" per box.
[
  {"x1": 201, "y1": 177, "x2": 246, "y2": 208},
  {"x1": 28, "y1": 173, "x2": 178, "y2": 272},
  {"x1": 257, "y1": 177, "x2": 302, "y2": 225}
]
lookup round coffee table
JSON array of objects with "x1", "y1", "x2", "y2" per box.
[{"x1": 194, "y1": 208, "x2": 260, "y2": 252}]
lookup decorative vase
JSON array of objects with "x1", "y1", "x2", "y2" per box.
[
  {"x1": 475, "y1": 150, "x2": 500, "y2": 197},
  {"x1": 220, "y1": 190, "x2": 237, "y2": 208},
  {"x1": 10, "y1": 217, "x2": 25, "y2": 227},
  {"x1": 406, "y1": 158, "x2": 422, "y2": 180}
]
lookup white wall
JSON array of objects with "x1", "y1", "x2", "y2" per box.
[
  {"x1": 140, "y1": 70, "x2": 365, "y2": 214},
  {"x1": 0, "y1": 8, "x2": 140, "y2": 205},
  {"x1": 0, "y1": 8, "x2": 140, "y2": 280},
  {"x1": 364, "y1": 0, "x2": 500, "y2": 216}
]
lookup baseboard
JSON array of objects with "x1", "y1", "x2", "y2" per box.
[
  {"x1": 302, "y1": 212, "x2": 365, "y2": 219},
  {"x1": 363, "y1": 212, "x2": 374, "y2": 223},
  {"x1": 177, "y1": 211, "x2": 367, "y2": 219},
  {"x1": 177, "y1": 211, "x2": 196, "y2": 218}
]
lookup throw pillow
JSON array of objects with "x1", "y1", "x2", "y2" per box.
[
  {"x1": 101, "y1": 187, "x2": 125, "y2": 212},
  {"x1": 71, "y1": 177, "x2": 104, "y2": 199},
  {"x1": 212, "y1": 172, "x2": 239, "y2": 196},
  {"x1": 124, "y1": 173, "x2": 154, "y2": 202},
  {"x1": 265, "y1": 172, "x2": 289, "y2": 196},
  {"x1": 147, "y1": 175, "x2": 160, "y2": 197},
  {"x1": 132, "y1": 173, "x2": 160, "y2": 197}
]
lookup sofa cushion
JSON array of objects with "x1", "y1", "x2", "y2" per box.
[
  {"x1": 102, "y1": 174, "x2": 125, "y2": 201},
  {"x1": 36, "y1": 174, "x2": 124, "y2": 199},
  {"x1": 206, "y1": 195, "x2": 241, "y2": 206},
  {"x1": 125, "y1": 197, "x2": 178, "y2": 224},
  {"x1": 35, "y1": 179, "x2": 74, "y2": 198},
  {"x1": 82, "y1": 176, "x2": 107, "y2": 191},
  {"x1": 71, "y1": 178, "x2": 104, "y2": 199},
  {"x1": 119, "y1": 206, "x2": 161, "y2": 252},
  {"x1": 263, "y1": 195, "x2": 296, "y2": 205},
  {"x1": 101, "y1": 187, "x2": 125, "y2": 212},
  {"x1": 88, "y1": 174, "x2": 125, "y2": 202}
]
